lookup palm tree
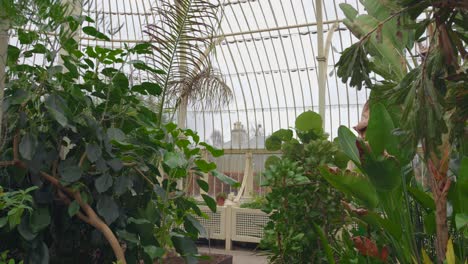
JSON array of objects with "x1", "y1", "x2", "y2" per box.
[{"x1": 144, "y1": 0, "x2": 232, "y2": 127}]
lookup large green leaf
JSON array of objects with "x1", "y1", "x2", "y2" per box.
[
  {"x1": 171, "y1": 234, "x2": 198, "y2": 264},
  {"x1": 143, "y1": 245, "x2": 164, "y2": 260},
  {"x1": 86, "y1": 143, "x2": 102, "y2": 163},
  {"x1": 186, "y1": 215, "x2": 207, "y2": 237},
  {"x1": 19, "y1": 133, "x2": 37, "y2": 160},
  {"x1": 27, "y1": 241, "x2": 49, "y2": 264},
  {"x1": 95, "y1": 173, "x2": 113, "y2": 193},
  {"x1": 29, "y1": 207, "x2": 51, "y2": 233},
  {"x1": 366, "y1": 103, "x2": 398, "y2": 155},
  {"x1": 212, "y1": 170, "x2": 240, "y2": 188},
  {"x1": 59, "y1": 166, "x2": 82, "y2": 183},
  {"x1": 295, "y1": 111, "x2": 322, "y2": 133},
  {"x1": 97, "y1": 195, "x2": 119, "y2": 224},
  {"x1": 265, "y1": 135, "x2": 282, "y2": 151},
  {"x1": 337, "y1": 126, "x2": 360, "y2": 165},
  {"x1": 82, "y1": 26, "x2": 110, "y2": 41},
  {"x1": 321, "y1": 167, "x2": 378, "y2": 208},
  {"x1": 407, "y1": 186, "x2": 435, "y2": 211},
  {"x1": 132, "y1": 82, "x2": 162, "y2": 96},
  {"x1": 199, "y1": 142, "x2": 224, "y2": 157},
  {"x1": 44, "y1": 94, "x2": 69, "y2": 128},
  {"x1": 359, "y1": 144, "x2": 402, "y2": 192},
  {"x1": 164, "y1": 152, "x2": 188, "y2": 169},
  {"x1": 272, "y1": 129, "x2": 293, "y2": 141},
  {"x1": 195, "y1": 159, "x2": 216, "y2": 173},
  {"x1": 201, "y1": 194, "x2": 216, "y2": 212}
]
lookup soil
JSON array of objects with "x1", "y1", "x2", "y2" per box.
[{"x1": 159, "y1": 253, "x2": 233, "y2": 264}]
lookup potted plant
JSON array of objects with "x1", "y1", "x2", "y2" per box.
[{"x1": 216, "y1": 192, "x2": 227, "y2": 206}]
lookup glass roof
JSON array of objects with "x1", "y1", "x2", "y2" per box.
[{"x1": 11, "y1": 0, "x2": 369, "y2": 149}]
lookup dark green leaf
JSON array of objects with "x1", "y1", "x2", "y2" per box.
[
  {"x1": 7, "y1": 45, "x2": 20, "y2": 66},
  {"x1": 171, "y1": 235, "x2": 198, "y2": 264},
  {"x1": 117, "y1": 230, "x2": 140, "y2": 245},
  {"x1": 19, "y1": 133, "x2": 37, "y2": 160},
  {"x1": 337, "y1": 126, "x2": 360, "y2": 165},
  {"x1": 265, "y1": 135, "x2": 282, "y2": 151},
  {"x1": 107, "y1": 158, "x2": 123, "y2": 172},
  {"x1": 366, "y1": 103, "x2": 398, "y2": 155},
  {"x1": 97, "y1": 195, "x2": 119, "y2": 225},
  {"x1": 186, "y1": 215, "x2": 206, "y2": 237},
  {"x1": 107, "y1": 128, "x2": 126, "y2": 142},
  {"x1": 265, "y1": 156, "x2": 281, "y2": 169},
  {"x1": 86, "y1": 143, "x2": 102, "y2": 163},
  {"x1": 202, "y1": 194, "x2": 216, "y2": 212},
  {"x1": 112, "y1": 72, "x2": 129, "y2": 90},
  {"x1": 114, "y1": 176, "x2": 133, "y2": 195},
  {"x1": 82, "y1": 26, "x2": 110, "y2": 41},
  {"x1": 29, "y1": 207, "x2": 51, "y2": 233},
  {"x1": 95, "y1": 173, "x2": 113, "y2": 193},
  {"x1": 407, "y1": 187, "x2": 435, "y2": 211},
  {"x1": 132, "y1": 82, "x2": 162, "y2": 96},
  {"x1": 200, "y1": 142, "x2": 224, "y2": 157},
  {"x1": 272, "y1": 129, "x2": 293, "y2": 141},
  {"x1": 44, "y1": 95, "x2": 69, "y2": 128},
  {"x1": 195, "y1": 159, "x2": 216, "y2": 173},
  {"x1": 144, "y1": 245, "x2": 165, "y2": 260},
  {"x1": 18, "y1": 218, "x2": 37, "y2": 241},
  {"x1": 196, "y1": 179, "x2": 209, "y2": 193},
  {"x1": 59, "y1": 166, "x2": 82, "y2": 183},
  {"x1": 27, "y1": 241, "x2": 49, "y2": 264},
  {"x1": 18, "y1": 29, "x2": 38, "y2": 44},
  {"x1": 0, "y1": 217, "x2": 7, "y2": 228}
]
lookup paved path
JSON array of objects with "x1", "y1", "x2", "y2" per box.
[{"x1": 199, "y1": 247, "x2": 268, "y2": 264}]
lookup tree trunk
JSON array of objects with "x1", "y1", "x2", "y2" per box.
[
  {"x1": 434, "y1": 192, "x2": 448, "y2": 264},
  {"x1": 428, "y1": 149, "x2": 451, "y2": 264},
  {"x1": 0, "y1": 13, "x2": 10, "y2": 144}
]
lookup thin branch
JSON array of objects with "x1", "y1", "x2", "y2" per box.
[
  {"x1": 133, "y1": 167, "x2": 155, "y2": 187},
  {"x1": 79, "y1": 152, "x2": 87, "y2": 167}
]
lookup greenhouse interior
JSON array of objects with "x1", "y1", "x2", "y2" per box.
[{"x1": 0, "y1": 0, "x2": 467, "y2": 263}]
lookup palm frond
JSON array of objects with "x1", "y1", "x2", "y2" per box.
[{"x1": 145, "y1": 0, "x2": 231, "y2": 122}]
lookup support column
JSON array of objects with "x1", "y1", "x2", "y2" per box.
[
  {"x1": 0, "y1": 10, "x2": 10, "y2": 144},
  {"x1": 316, "y1": 0, "x2": 326, "y2": 126},
  {"x1": 225, "y1": 204, "x2": 232, "y2": 250},
  {"x1": 244, "y1": 152, "x2": 254, "y2": 199}
]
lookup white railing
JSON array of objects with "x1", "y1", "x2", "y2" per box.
[{"x1": 195, "y1": 205, "x2": 269, "y2": 250}]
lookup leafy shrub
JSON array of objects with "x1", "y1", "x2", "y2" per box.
[
  {"x1": 0, "y1": 1, "x2": 235, "y2": 263},
  {"x1": 260, "y1": 111, "x2": 348, "y2": 263}
]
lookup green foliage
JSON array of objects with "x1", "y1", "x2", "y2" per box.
[
  {"x1": 334, "y1": 0, "x2": 468, "y2": 262},
  {"x1": 260, "y1": 111, "x2": 347, "y2": 263},
  {"x1": 0, "y1": 2, "x2": 237, "y2": 263}
]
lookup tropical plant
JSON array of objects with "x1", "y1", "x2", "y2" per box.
[
  {"x1": 324, "y1": 103, "x2": 467, "y2": 263},
  {"x1": 0, "y1": 1, "x2": 237, "y2": 263},
  {"x1": 144, "y1": 0, "x2": 232, "y2": 125},
  {"x1": 335, "y1": 0, "x2": 467, "y2": 262},
  {"x1": 260, "y1": 111, "x2": 348, "y2": 263}
]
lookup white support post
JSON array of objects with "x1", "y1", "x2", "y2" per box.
[
  {"x1": 225, "y1": 204, "x2": 232, "y2": 251},
  {"x1": 316, "y1": 0, "x2": 326, "y2": 125},
  {"x1": 244, "y1": 152, "x2": 254, "y2": 199},
  {"x1": 0, "y1": 10, "x2": 10, "y2": 143}
]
